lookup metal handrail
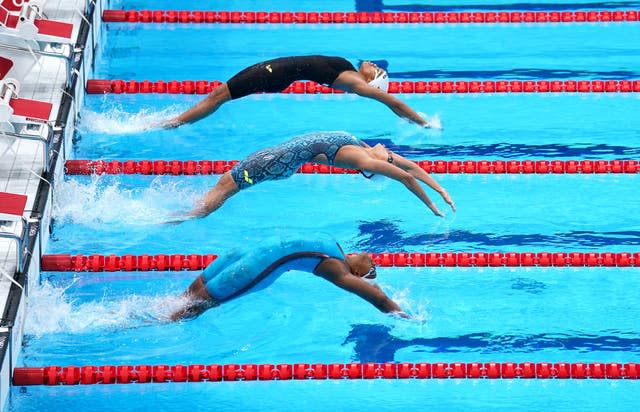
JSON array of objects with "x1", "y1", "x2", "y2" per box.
[
  {"x1": 0, "y1": 217, "x2": 28, "y2": 274},
  {"x1": 1, "y1": 124, "x2": 53, "y2": 172},
  {"x1": 0, "y1": 42, "x2": 81, "y2": 89}
]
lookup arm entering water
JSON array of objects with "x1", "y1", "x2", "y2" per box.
[
  {"x1": 351, "y1": 157, "x2": 445, "y2": 217},
  {"x1": 389, "y1": 153, "x2": 456, "y2": 213}
]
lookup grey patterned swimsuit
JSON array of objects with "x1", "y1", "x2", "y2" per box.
[{"x1": 230, "y1": 132, "x2": 363, "y2": 190}]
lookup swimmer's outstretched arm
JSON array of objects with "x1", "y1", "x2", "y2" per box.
[
  {"x1": 163, "y1": 84, "x2": 233, "y2": 128},
  {"x1": 333, "y1": 73, "x2": 429, "y2": 127},
  {"x1": 316, "y1": 262, "x2": 409, "y2": 318},
  {"x1": 390, "y1": 153, "x2": 456, "y2": 213},
  {"x1": 349, "y1": 156, "x2": 444, "y2": 217}
]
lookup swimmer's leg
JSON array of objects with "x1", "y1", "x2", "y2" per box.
[
  {"x1": 170, "y1": 275, "x2": 218, "y2": 321},
  {"x1": 165, "y1": 83, "x2": 232, "y2": 128},
  {"x1": 188, "y1": 172, "x2": 240, "y2": 219}
]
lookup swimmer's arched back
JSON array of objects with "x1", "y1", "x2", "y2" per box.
[
  {"x1": 161, "y1": 56, "x2": 433, "y2": 128},
  {"x1": 166, "y1": 131, "x2": 455, "y2": 223},
  {"x1": 170, "y1": 236, "x2": 410, "y2": 321}
]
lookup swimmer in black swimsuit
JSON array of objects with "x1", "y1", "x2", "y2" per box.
[
  {"x1": 163, "y1": 55, "x2": 432, "y2": 128},
  {"x1": 169, "y1": 131, "x2": 454, "y2": 222}
]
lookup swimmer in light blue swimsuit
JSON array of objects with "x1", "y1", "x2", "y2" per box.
[
  {"x1": 170, "y1": 236, "x2": 408, "y2": 321},
  {"x1": 173, "y1": 131, "x2": 455, "y2": 222}
]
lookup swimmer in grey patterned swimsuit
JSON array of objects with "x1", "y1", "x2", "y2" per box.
[
  {"x1": 230, "y1": 132, "x2": 362, "y2": 190},
  {"x1": 172, "y1": 131, "x2": 455, "y2": 222}
]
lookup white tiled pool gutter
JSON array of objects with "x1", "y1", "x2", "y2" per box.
[{"x1": 0, "y1": 0, "x2": 101, "y2": 409}]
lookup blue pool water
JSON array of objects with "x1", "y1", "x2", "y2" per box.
[{"x1": 9, "y1": 1, "x2": 640, "y2": 411}]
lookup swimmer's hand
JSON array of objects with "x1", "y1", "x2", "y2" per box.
[
  {"x1": 392, "y1": 310, "x2": 411, "y2": 319},
  {"x1": 426, "y1": 202, "x2": 445, "y2": 218},
  {"x1": 440, "y1": 190, "x2": 456, "y2": 213},
  {"x1": 420, "y1": 114, "x2": 443, "y2": 130}
]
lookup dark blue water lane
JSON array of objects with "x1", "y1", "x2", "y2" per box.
[
  {"x1": 344, "y1": 324, "x2": 640, "y2": 362},
  {"x1": 389, "y1": 68, "x2": 640, "y2": 80},
  {"x1": 355, "y1": 220, "x2": 640, "y2": 251},
  {"x1": 362, "y1": 59, "x2": 640, "y2": 80},
  {"x1": 362, "y1": 140, "x2": 640, "y2": 159}
]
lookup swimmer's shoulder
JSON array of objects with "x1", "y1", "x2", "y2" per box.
[{"x1": 313, "y1": 256, "x2": 349, "y2": 279}]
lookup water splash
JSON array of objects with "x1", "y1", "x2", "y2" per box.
[
  {"x1": 384, "y1": 286, "x2": 430, "y2": 326},
  {"x1": 24, "y1": 281, "x2": 187, "y2": 338},
  {"x1": 52, "y1": 176, "x2": 199, "y2": 227},
  {"x1": 426, "y1": 113, "x2": 443, "y2": 130},
  {"x1": 78, "y1": 104, "x2": 183, "y2": 135},
  {"x1": 390, "y1": 112, "x2": 443, "y2": 146}
]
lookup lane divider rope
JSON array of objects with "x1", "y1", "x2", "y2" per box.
[
  {"x1": 87, "y1": 79, "x2": 640, "y2": 94},
  {"x1": 102, "y1": 10, "x2": 640, "y2": 24},
  {"x1": 65, "y1": 159, "x2": 640, "y2": 175},
  {"x1": 41, "y1": 252, "x2": 640, "y2": 272},
  {"x1": 13, "y1": 362, "x2": 640, "y2": 385}
]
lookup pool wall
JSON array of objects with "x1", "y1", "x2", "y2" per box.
[{"x1": 0, "y1": 1, "x2": 103, "y2": 410}]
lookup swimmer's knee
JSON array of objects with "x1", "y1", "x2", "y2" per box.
[
  {"x1": 220, "y1": 173, "x2": 240, "y2": 193},
  {"x1": 209, "y1": 83, "x2": 232, "y2": 102}
]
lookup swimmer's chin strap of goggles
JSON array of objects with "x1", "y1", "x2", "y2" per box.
[{"x1": 359, "y1": 152, "x2": 394, "y2": 179}]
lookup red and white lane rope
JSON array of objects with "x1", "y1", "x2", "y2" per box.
[
  {"x1": 41, "y1": 252, "x2": 640, "y2": 272},
  {"x1": 87, "y1": 79, "x2": 640, "y2": 94},
  {"x1": 65, "y1": 159, "x2": 640, "y2": 176},
  {"x1": 102, "y1": 9, "x2": 640, "y2": 24},
  {"x1": 13, "y1": 362, "x2": 640, "y2": 385}
]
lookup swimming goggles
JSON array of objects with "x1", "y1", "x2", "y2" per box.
[{"x1": 363, "y1": 264, "x2": 377, "y2": 279}]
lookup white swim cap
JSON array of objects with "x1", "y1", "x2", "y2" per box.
[{"x1": 368, "y1": 68, "x2": 389, "y2": 92}]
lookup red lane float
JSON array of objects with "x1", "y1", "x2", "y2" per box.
[
  {"x1": 102, "y1": 10, "x2": 640, "y2": 24},
  {"x1": 86, "y1": 79, "x2": 640, "y2": 94},
  {"x1": 14, "y1": 362, "x2": 639, "y2": 385},
  {"x1": 64, "y1": 159, "x2": 640, "y2": 175},
  {"x1": 41, "y1": 252, "x2": 640, "y2": 272}
]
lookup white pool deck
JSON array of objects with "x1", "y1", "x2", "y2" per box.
[
  {"x1": 0, "y1": 0, "x2": 86, "y2": 309},
  {"x1": 0, "y1": 0, "x2": 94, "y2": 409}
]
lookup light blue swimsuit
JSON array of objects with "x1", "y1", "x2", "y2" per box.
[{"x1": 202, "y1": 236, "x2": 345, "y2": 302}]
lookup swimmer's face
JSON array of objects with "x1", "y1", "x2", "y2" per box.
[
  {"x1": 354, "y1": 253, "x2": 377, "y2": 280},
  {"x1": 358, "y1": 61, "x2": 379, "y2": 82}
]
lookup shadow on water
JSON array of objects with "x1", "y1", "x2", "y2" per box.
[
  {"x1": 359, "y1": 60, "x2": 640, "y2": 81},
  {"x1": 360, "y1": 140, "x2": 640, "y2": 159},
  {"x1": 343, "y1": 324, "x2": 640, "y2": 362},
  {"x1": 355, "y1": 219, "x2": 640, "y2": 251}
]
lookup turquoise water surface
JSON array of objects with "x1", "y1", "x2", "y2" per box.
[{"x1": 9, "y1": 1, "x2": 640, "y2": 411}]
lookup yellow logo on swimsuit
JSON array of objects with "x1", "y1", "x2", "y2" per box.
[
  {"x1": 243, "y1": 169, "x2": 254, "y2": 184},
  {"x1": 265, "y1": 64, "x2": 272, "y2": 73}
]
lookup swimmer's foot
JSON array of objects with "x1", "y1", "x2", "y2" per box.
[
  {"x1": 162, "y1": 210, "x2": 193, "y2": 225},
  {"x1": 161, "y1": 118, "x2": 182, "y2": 129}
]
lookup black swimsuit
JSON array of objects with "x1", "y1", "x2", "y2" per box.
[{"x1": 226, "y1": 55, "x2": 356, "y2": 99}]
